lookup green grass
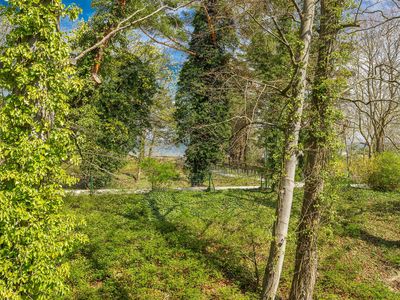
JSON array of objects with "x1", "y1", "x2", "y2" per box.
[
  {"x1": 106, "y1": 157, "x2": 261, "y2": 189},
  {"x1": 63, "y1": 188, "x2": 400, "y2": 299}
]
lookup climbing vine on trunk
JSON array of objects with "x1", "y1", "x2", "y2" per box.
[
  {"x1": 0, "y1": 1, "x2": 85, "y2": 298},
  {"x1": 289, "y1": 0, "x2": 350, "y2": 298}
]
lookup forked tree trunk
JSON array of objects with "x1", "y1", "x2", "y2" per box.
[
  {"x1": 289, "y1": 0, "x2": 344, "y2": 298},
  {"x1": 261, "y1": 1, "x2": 316, "y2": 299},
  {"x1": 288, "y1": 145, "x2": 324, "y2": 300}
]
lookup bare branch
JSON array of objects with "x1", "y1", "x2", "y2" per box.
[
  {"x1": 290, "y1": 0, "x2": 303, "y2": 20},
  {"x1": 140, "y1": 27, "x2": 196, "y2": 56},
  {"x1": 72, "y1": 1, "x2": 197, "y2": 63}
]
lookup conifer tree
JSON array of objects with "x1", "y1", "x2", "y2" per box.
[{"x1": 175, "y1": 0, "x2": 235, "y2": 186}]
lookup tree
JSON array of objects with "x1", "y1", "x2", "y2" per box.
[
  {"x1": 71, "y1": 46, "x2": 159, "y2": 187},
  {"x1": 343, "y1": 18, "x2": 400, "y2": 156},
  {"x1": 261, "y1": 0, "x2": 317, "y2": 298},
  {"x1": 146, "y1": 79, "x2": 176, "y2": 159},
  {"x1": 140, "y1": 158, "x2": 180, "y2": 190},
  {"x1": 69, "y1": 0, "x2": 188, "y2": 187},
  {"x1": 244, "y1": 9, "x2": 297, "y2": 187},
  {"x1": 0, "y1": 0, "x2": 84, "y2": 298},
  {"x1": 175, "y1": 0, "x2": 236, "y2": 186},
  {"x1": 289, "y1": 0, "x2": 348, "y2": 298},
  {"x1": 72, "y1": 0, "x2": 188, "y2": 83}
]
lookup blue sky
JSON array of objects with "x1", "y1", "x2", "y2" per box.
[
  {"x1": 61, "y1": 0, "x2": 93, "y2": 31},
  {"x1": 63, "y1": 0, "x2": 93, "y2": 20}
]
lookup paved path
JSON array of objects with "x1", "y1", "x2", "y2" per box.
[
  {"x1": 66, "y1": 182, "x2": 369, "y2": 196},
  {"x1": 66, "y1": 188, "x2": 150, "y2": 196},
  {"x1": 66, "y1": 185, "x2": 262, "y2": 196}
]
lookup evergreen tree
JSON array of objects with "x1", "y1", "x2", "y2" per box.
[{"x1": 175, "y1": 0, "x2": 235, "y2": 186}]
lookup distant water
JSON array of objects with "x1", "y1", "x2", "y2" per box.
[{"x1": 152, "y1": 144, "x2": 186, "y2": 157}]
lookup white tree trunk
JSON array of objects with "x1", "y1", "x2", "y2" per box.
[{"x1": 261, "y1": 1, "x2": 316, "y2": 299}]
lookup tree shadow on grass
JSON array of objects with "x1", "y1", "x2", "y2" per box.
[
  {"x1": 225, "y1": 190, "x2": 277, "y2": 210},
  {"x1": 359, "y1": 229, "x2": 400, "y2": 249},
  {"x1": 370, "y1": 199, "x2": 400, "y2": 216},
  {"x1": 105, "y1": 279, "x2": 131, "y2": 300},
  {"x1": 144, "y1": 192, "x2": 261, "y2": 293},
  {"x1": 73, "y1": 220, "x2": 136, "y2": 299},
  {"x1": 222, "y1": 189, "x2": 303, "y2": 216},
  {"x1": 189, "y1": 189, "x2": 277, "y2": 211}
]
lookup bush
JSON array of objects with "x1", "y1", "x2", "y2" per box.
[
  {"x1": 349, "y1": 156, "x2": 374, "y2": 184},
  {"x1": 140, "y1": 158, "x2": 180, "y2": 189},
  {"x1": 368, "y1": 152, "x2": 400, "y2": 191}
]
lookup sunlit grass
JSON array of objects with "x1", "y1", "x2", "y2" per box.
[{"x1": 64, "y1": 188, "x2": 400, "y2": 299}]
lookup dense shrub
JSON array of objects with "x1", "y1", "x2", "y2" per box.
[
  {"x1": 140, "y1": 158, "x2": 180, "y2": 189},
  {"x1": 368, "y1": 152, "x2": 400, "y2": 191},
  {"x1": 349, "y1": 156, "x2": 374, "y2": 184}
]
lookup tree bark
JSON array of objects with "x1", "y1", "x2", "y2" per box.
[
  {"x1": 90, "y1": 1, "x2": 127, "y2": 83},
  {"x1": 91, "y1": 27, "x2": 113, "y2": 84},
  {"x1": 288, "y1": 146, "x2": 324, "y2": 300},
  {"x1": 261, "y1": 1, "x2": 316, "y2": 299},
  {"x1": 229, "y1": 117, "x2": 250, "y2": 165},
  {"x1": 374, "y1": 127, "x2": 385, "y2": 153},
  {"x1": 137, "y1": 133, "x2": 146, "y2": 181},
  {"x1": 148, "y1": 130, "x2": 156, "y2": 158},
  {"x1": 289, "y1": 0, "x2": 344, "y2": 298}
]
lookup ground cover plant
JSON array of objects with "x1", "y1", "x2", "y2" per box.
[{"x1": 64, "y1": 188, "x2": 400, "y2": 299}]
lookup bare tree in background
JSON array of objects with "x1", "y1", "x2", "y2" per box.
[{"x1": 343, "y1": 18, "x2": 400, "y2": 156}]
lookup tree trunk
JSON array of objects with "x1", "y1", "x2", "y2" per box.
[
  {"x1": 289, "y1": 0, "x2": 344, "y2": 298},
  {"x1": 90, "y1": 1, "x2": 126, "y2": 83},
  {"x1": 137, "y1": 134, "x2": 146, "y2": 181},
  {"x1": 289, "y1": 146, "x2": 324, "y2": 300},
  {"x1": 374, "y1": 127, "x2": 385, "y2": 153},
  {"x1": 229, "y1": 117, "x2": 250, "y2": 164},
  {"x1": 343, "y1": 130, "x2": 352, "y2": 180},
  {"x1": 261, "y1": 1, "x2": 316, "y2": 299},
  {"x1": 91, "y1": 27, "x2": 113, "y2": 84},
  {"x1": 148, "y1": 129, "x2": 156, "y2": 158}
]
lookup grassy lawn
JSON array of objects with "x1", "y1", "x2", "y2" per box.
[
  {"x1": 106, "y1": 157, "x2": 261, "y2": 189},
  {"x1": 64, "y1": 188, "x2": 400, "y2": 299}
]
